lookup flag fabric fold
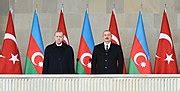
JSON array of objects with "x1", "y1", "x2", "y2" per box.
[
  {"x1": 154, "y1": 10, "x2": 178, "y2": 74},
  {"x1": 128, "y1": 11, "x2": 152, "y2": 74},
  {"x1": 108, "y1": 9, "x2": 126, "y2": 73},
  {"x1": 76, "y1": 10, "x2": 94, "y2": 74},
  {"x1": 24, "y1": 10, "x2": 44, "y2": 74},
  {"x1": 0, "y1": 11, "x2": 22, "y2": 74},
  {"x1": 57, "y1": 8, "x2": 69, "y2": 44}
]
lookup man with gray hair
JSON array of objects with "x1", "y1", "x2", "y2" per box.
[{"x1": 42, "y1": 31, "x2": 75, "y2": 74}]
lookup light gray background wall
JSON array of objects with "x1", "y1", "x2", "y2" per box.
[{"x1": 0, "y1": 0, "x2": 180, "y2": 72}]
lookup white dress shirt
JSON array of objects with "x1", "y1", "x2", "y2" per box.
[
  {"x1": 56, "y1": 43, "x2": 62, "y2": 46},
  {"x1": 104, "y1": 42, "x2": 111, "y2": 50}
]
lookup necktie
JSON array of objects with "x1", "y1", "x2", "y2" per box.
[{"x1": 106, "y1": 45, "x2": 108, "y2": 51}]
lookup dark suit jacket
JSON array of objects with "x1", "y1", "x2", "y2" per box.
[
  {"x1": 91, "y1": 42, "x2": 124, "y2": 74},
  {"x1": 42, "y1": 42, "x2": 75, "y2": 74}
]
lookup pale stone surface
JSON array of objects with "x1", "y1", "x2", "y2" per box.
[
  {"x1": 175, "y1": 0, "x2": 180, "y2": 13},
  {"x1": 0, "y1": 0, "x2": 179, "y2": 72},
  {"x1": 14, "y1": 0, "x2": 33, "y2": 13},
  {"x1": 0, "y1": 0, "x2": 8, "y2": 45},
  {"x1": 42, "y1": 0, "x2": 58, "y2": 13},
  {"x1": 106, "y1": 0, "x2": 124, "y2": 14},
  {"x1": 177, "y1": 14, "x2": 180, "y2": 29}
]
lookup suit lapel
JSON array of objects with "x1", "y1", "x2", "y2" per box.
[
  {"x1": 99, "y1": 43, "x2": 114, "y2": 53},
  {"x1": 108, "y1": 43, "x2": 113, "y2": 52},
  {"x1": 99, "y1": 43, "x2": 106, "y2": 53}
]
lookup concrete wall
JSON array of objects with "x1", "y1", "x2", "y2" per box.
[{"x1": 0, "y1": 0, "x2": 180, "y2": 72}]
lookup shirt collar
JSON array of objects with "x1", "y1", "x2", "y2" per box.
[
  {"x1": 56, "y1": 43, "x2": 62, "y2": 46},
  {"x1": 104, "y1": 42, "x2": 111, "y2": 49}
]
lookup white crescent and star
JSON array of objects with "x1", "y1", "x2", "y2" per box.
[
  {"x1": 80, "y1": 53, "x2": 92, "y2": 68},
  {"x1": 164, "y1": 54, "x2": 174, "y2": 64},
  {"x1": 0, "y1": 55, "x2": 5, "y2": 58},
  {"x1": 155, "y1": 55, "x2": 161, "y2": 58},
  {"x1": 4, "y1": 33, "x2": 18, "y2": 45},
  {"x1": 31, "y1": 52, "x2": 44, "y2": 67},
  {"x1": 133, "y1": 52, "x2": 148, "y2": 67},
  {"x1": 0, "y1": 53, "x2": 20, "y2": 64},
  {"x1": 112, "y1": 34, "x2": 120, "y2": 45},
  {"x1": 3, "y1": 33, "x2": 20, "y2": 64},
  {"x1": 159, "y1": 33, "x2": 173, "y2": 48},
  {"x1": 9, "y1": 54, "x2": 19, "y2": 64},
  {"x1": 156, "y1": 33, "x2": 174, "y2": 64}
]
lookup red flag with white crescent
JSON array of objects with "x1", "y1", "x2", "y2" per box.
[
  {"x1": 154, "y1": 10, "x2": 178, "y2": 74},
  {"x1": 57, "y1": 8, "x2": 69, "y2": 45},
  {"x1": 0, "y1": 11, "x2": 22, "y2": 74},
  {"x1": 108, "y1": 9, "x2": 126, "y2": 73}
]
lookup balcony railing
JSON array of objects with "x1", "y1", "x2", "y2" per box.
[{"x1": 0, "y1": 74, "x2": 179, "y2": 91}]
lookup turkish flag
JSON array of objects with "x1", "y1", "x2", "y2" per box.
[
  {"x1": 0, "y1": 11, "x2": 22, "y2": 74},
  {"x1": 109, "y1": 9, "x2": 126, "y2": 73},
  {"x1": 154, "y1": 10, "x2": 178, "y2": 74},
  {"x1": 57, "y1": 9, "x2": 69, "y2": 45}
]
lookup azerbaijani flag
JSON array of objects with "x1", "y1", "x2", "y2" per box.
[
  {"x1": 128, "y1": 11, "x2": 152, "y2": 74},
  {"x1": 24, "y1": 10, "x2": 44, "y2": 74},
  {"x1": 76, "y1": 10, "x2": 94, "y2": 74}
]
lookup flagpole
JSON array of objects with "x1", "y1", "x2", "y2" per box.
[
  {"x1": 113, "y1": 1, "x2": 115, "y2": 11},
  {"x1": 86, "y1": 0, "x2": 89, "y2": 12},
  {"x1": 9, "y1": 8, "x2": 13, "y2": 14},
  {"x1": 9, "y1": 0, "x2": 14, "y2": 18},
  {"x1": 140, "y1": 0, "x2": 143, "y2": 12},
  {"x1": 9, "y1": 0, "x2": 10, "y2": 10},
  {"x1": 164, "y1": 4, "x2": 167, "y2": 12},
  {"x1": 59, "y1": 3, "x2": 64, "y2": 16},
  {"x1": 9, "y1": 0, "x2": 12, "y2": 12},
  {"x1": 34, "y1": 0, "x2": 38, "y2": 11},
  {"x1": 61, "y1": 3, "x2": 64, "y2": 11},
  {"x1": 164, "y1": 0, "x2": 167, "y2": 10},
  {"x1": 112, "y1": 2, "x2": 116, "y2": 19},
  {"x1": 86, "y1": 3, "x2": 89, "y2": 11},
  {"x1": 87, "y1": 0, "x2": 89, "y2": 8}
]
